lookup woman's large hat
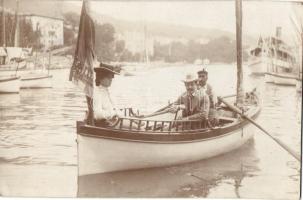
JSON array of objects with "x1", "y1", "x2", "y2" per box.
[
  {"x1": 182, "y1": 73, "x2": 197, "y2": 83},
  {"x1": 94, "y1": 62, "x2": 121, "y2": 75}
]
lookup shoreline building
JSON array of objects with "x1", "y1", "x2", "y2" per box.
[{"x1": 20, "y1": 14, "x2": 64, "y2": 49}]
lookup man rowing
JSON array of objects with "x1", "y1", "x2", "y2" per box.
[{"x1": 168, "y1": 73, "x2": 210, "y2": 122}]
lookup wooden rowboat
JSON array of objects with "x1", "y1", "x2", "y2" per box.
[
  {"x1": 77, "y1": 95, "x2": 261, "y2": 175},
  {"x1": 0, "y1": 76, "x2": 20, "y2": 93}
]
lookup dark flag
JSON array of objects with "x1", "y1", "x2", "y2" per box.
[
  {"x1": 69, "y1": 0, "x2": 95, "y2": 125},
  {"x1": 69, "y1": 0, "x2": 95, "y2": 98}
]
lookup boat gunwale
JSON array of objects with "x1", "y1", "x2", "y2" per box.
[
  {"x1": 264, "y1": 72, "x2": 297, "y2": 79},
  {"x1": 77, "y1": 105, "x2": 261, "y2": 143},
  {"x1": 21, "y1": 75, "x2": 53, "y2": 81},
  {"x1": 0, "y1": 76, "x2": 20, "y2": 82}
]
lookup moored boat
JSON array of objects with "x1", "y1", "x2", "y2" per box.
[
  {"x1": 264, "y1": 72, "x2": 274, "y2": 83},
  {"x1": 0, "y1": 75, "x2": 20, "y2": 93},
  {"x1": 248, "y1": 27, "x2": 296, "y2": 76},
  {"x1": 296, "y1": 77, "x2": 302, "y2": 92},
  {"x1": 265, "y1": 72, "x2": 297, "y2": 86},
  {"x1": 20, "y1": 73, "x2": 52, "y2": 89},
  {"x1": 248, "y1": 55, "x2": 268, "y2": 75}
]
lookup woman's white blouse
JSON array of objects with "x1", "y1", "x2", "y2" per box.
[{"x1": 93, "y1": 85, "x2": 117, "y2": 120}]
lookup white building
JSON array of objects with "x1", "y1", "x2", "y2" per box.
[
  {"x1": 21, "y1": 14, "x2": 64, "y2": 49},
  {"x1": 117, "y1": 31, "x2": 154, "y2": 57}
]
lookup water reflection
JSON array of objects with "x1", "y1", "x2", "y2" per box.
[
  {"x1": 0, "y1": 67, "x2": 300, "y2": 198},
  {"x1": 78, "y1": 139, "x2": 258, "y2": 198}
]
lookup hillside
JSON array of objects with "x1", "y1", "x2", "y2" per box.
[{"x1": 3, "y1": 0, "x2": 256, "y2": 45}]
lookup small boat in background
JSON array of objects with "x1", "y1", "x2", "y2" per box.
[
  {"x1": 20, "y1": 73, "x2": 52, "y2": 89},
  {"x1": 265, "y1": 72, "x2": 297, "y2": 86},
  {"x1": 20, "y1": 50, "x2": 53, "y2": 89},
  {"x1": 0, "y1": 75, "x2": 20, "y2": 93},
  {"x1": 296, "y1": 78, "x2": 302, "y2": 92},
  {"x1": 296, "y1": 72, "x2": 302, "y2": 92}
]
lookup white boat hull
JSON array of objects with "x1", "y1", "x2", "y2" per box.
[
  {"x1": 0, "y1": 76, "x2": 20, "y2": 93},
  {"x1": 264, "y1": 72, "x2": 274, "y2": 83},
  {"x1": 248, "y1": 60, "x2": 266, "y2": 75},
  {"x1": 78, "y1": 122, "x2": 256, "y2": 175},
  {"x1": 274, "y1": 73, "x2": 296, "y2": 86},
  {"x1": 296, "y1": 78, "x2": 302, "y2": 92},
  {"x1": 21, "y1": 75, "x2": 52, "y2": 88}
]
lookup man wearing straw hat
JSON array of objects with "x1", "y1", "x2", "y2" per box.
[{"x1": 169, "y1": 73, "x2": 210, "y2": 121}]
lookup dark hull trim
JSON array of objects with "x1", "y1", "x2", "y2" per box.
[
  {"x1": 77, "y1": 106, "x2": 261, "y2": 144},
  {"x1": 265, "y1": 72, "x2": 297, "y2": 79},
  {"x1": 21, "y1": 75, "x2": 53, "y2": 81},
  {"x1": 0, "y1": 76, "x2": 19, "y2": 83},
  {"x1": 0, "y1": 91, "x2": 19, "y2": 94},
  {"x1": 20, "y1": 86, "x2": 52, "y2": 89}
]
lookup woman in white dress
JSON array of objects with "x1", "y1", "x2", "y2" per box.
[{"x1": 93, "y1": 63, "x2": 121, "y2": 127}]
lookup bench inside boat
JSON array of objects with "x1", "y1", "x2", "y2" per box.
[{"x1": 87, "y1": 106, "x2": 241, "y2": 134}]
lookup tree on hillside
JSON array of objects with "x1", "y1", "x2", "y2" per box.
[
  {"x1": 63, "y1": 12, "x2": 80, "y2": 28},
  {"x1": 19, "y1": 18, "x2": 42, "y2": 49},
  {"x1": 95, "y1": 23, "x2": 116, "y2": 62},
  {"x1": 0, "y1": 12, "x2": 15, "y2": 46},
  {"x1": 203, "y1": 36, "x2": 235, "y2": 63},
  {"x1": 166, "y1": 41, "x2": 187, "y2": 63},
  {"x1": 115, "y1": 40, "x2": 125, "y2": 54},
  {"x1": 64, "y1": 26, "x2": 76, "y2": 46},
  {"x1": 186, "y1": 40, "x2": 201, "y2": 63},
  {"x1": 153, "y1": 41, "x2": 169, "y2": 61}
]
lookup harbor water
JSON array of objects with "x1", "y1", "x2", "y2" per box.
[{"x1": 0, "y1": 65, "x2": 301, "y2": 198}]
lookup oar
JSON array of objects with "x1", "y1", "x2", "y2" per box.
[
  {"x1": 218, "y1": 96, "x2": 300, "y2": 162},
  {"x1": 139, "y1": 109, "x2": 171, "y2": 118},
  {"x1": 156, "y1": 94, "x2": 237, "y2": 113}
]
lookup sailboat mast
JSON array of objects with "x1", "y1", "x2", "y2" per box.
[
  {"x1": 144, "y1": 24, "x2": 149, "y2": 64},
  {"x1": 1, "y1": 0, "x2": 6, "y2": 47},
  {"x1": 301, "y1": 31, "x2": 303, "y2": 76},
  {"x1": 14, "y1": 0, "x2": 19, "y2": 47},
  {"x1": 235, "y1": 0, "x2": 244, "y2": 106}
]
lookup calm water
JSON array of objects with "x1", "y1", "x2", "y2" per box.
[{"x1": 0, "y1": 65, "x2": 301, "y2": 198}]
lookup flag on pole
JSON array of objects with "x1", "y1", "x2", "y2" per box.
[{"x1": 69, "y1": 0, "x2": 95, "y2": 98}]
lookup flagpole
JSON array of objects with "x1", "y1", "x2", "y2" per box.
[
  {"x1": 69, "y1": 0, "x2": 95, "y2": 125},
  {"x1": 14, "y1": 0, "x2": 19, "y2": 47},
  {"x1": 1, "y1": 0, "x2": 6, "y2": 47}
]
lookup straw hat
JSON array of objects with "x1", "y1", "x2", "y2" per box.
[
  {"x1": 94, "y1": 62, "x2": 121, "y2": 75},
  {"x1": 182, "y1": 73, "x2": 197, "y2": 83}
]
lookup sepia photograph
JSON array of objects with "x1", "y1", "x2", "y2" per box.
[{"x1": 0, "y1": 0, "x2": 301, "y2": 198}]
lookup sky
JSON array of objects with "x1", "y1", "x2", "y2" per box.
[{"x1": 70, "y1": 1, "x2": 303, "y2": 44}]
